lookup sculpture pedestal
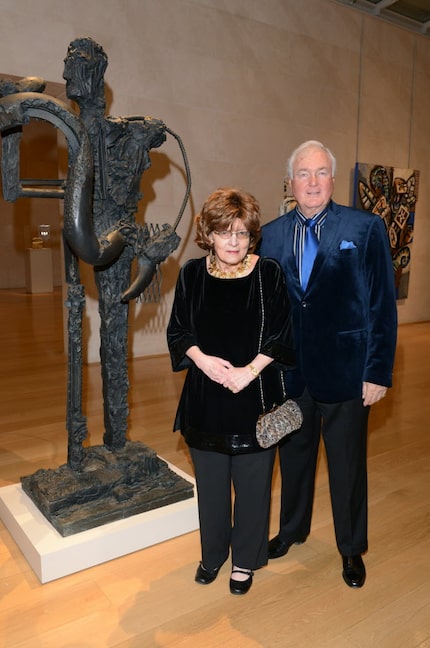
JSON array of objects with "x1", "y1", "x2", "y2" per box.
[
  {"x1": 0, "y1": 464, "x2": 198, "y2": 583},
  {"x1": 20, "y1": 442, "x2": 194, "y2": 536}
]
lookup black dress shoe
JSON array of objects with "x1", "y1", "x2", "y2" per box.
[
  {"x1": 229, "y1": 569, "x2": 254, "y2": 595},
  {"x1": 342, "y1": 555, "x2": 366, "y2": 588},
  {"x1": 195, "y1": 562, "x2": 220, "y2": 585},
  {"x1": 268, "y1": 535, "x2": 306, "y2": 559}
]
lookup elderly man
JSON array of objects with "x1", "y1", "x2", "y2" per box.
[{"x1": 259, "y1": 140, "x2": 397, "y2": 587}]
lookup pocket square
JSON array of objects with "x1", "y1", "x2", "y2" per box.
[{"x1": 339, "y1": 240, "x2": 357, "y2": 250}]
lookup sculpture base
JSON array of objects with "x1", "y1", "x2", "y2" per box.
[
  {"x1": 20, "y1": 441, "x2": 194, "y2": 536},
  {"x1": 0, "y1": 463, "x2": 198, "y2": 583}
]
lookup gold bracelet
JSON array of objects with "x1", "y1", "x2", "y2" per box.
[{"x1": 248, "y1": 364, "x2": 259, "y2": 377}]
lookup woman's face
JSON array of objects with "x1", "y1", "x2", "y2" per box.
[{"x1": 209, "y1": 218, "x2": 251, "y2": 272}]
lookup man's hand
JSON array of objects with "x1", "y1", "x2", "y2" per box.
[{"x1": 362, "y1": 382, "x2": 387, "y2": 407}]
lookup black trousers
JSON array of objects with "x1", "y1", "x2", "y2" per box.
[
  {"x1": 189, "y1": 447, "x2": 276, "y2": 571},
  {"x1": 277, "y1": 388, "x2": 370, "y2": 555}
]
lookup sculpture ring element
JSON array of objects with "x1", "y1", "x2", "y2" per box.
[{"x1": 0, "y1": 92, "x2": 180, "y2": 300}]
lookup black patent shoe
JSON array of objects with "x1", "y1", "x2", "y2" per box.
[
  {"x1": 342, "y1": 554, "x2": 366, "y2": 588},
  {"x1": 229, "y1": 568, "x2": 254, "y2": 595},
  {"x1": 195, "y1": 562, "x2": 220, "y2": 585},
  {"x1": 268, "y1": 535, "x2": 307, "y2": 559}
]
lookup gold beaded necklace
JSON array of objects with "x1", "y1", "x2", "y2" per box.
[{"x1": 207, "y1": 251, "x2": 252, "y2": 279}]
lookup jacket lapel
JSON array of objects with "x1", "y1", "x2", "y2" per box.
[{"x1": 282, "y1": 213, "x2": 302, "y2": 293}]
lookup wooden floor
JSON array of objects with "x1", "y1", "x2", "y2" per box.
[{"x1": 0, "y1": 288, "x2": 429, "y2": 648}]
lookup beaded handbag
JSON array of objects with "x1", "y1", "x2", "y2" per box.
[{"x1": 256, "y1": 398, "x2": 303, "y2": 448}]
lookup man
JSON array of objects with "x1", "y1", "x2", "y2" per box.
[{"x1": 259, "y1": 140, "x2": 397, "y2": 587}]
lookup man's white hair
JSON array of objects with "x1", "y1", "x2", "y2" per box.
[{"x1": 286, "y1": 140, "x2": 336, "y2": 179}]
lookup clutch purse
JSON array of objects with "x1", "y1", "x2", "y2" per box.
[{"x1": 256, "y1": 399, "x2": 303, "y2": 449}]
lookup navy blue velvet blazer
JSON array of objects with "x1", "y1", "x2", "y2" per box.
[{"x1": 259, "y1": 201, "x2": 397, "y2": 403}]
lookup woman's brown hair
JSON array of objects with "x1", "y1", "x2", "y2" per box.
[{"x1": 195, "y1": 187, "x2": 261, "y2": 252}]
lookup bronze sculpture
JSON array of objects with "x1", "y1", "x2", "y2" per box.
[
  {"x1": 62, "y1": 37, "x2": 180, "y2": 455},
  {"x1": 0, "y1": 37, "x2": 193, "y2": 535}
]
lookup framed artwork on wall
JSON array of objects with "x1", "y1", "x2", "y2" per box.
[{"x1": 353, "y1": 163, "x2": 419, "y2": 300}]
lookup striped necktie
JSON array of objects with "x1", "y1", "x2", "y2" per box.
[{"x1": 301, "y1": 218, "x2": 319, "y2": 290}]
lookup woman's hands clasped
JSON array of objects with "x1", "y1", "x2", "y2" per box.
[
  {"x1": 186, "y1": 346, "x2": 269, "y2": 394},
  {"x1": 196, "y1": 354, "x2": 233, "y2": 385},
  {"x1": 192, "y1": 351, "x2": 253, "y2": 394},
  {"x1": 221, "y1": 366, "x2": 254, "y2": 394},
  {"x1": 196, "y1": 354, "x2": 252, "y2": 393}
]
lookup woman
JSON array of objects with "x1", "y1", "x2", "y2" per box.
[{"x1": 167, "y1": 188, "x2": 295, "y2": 595}]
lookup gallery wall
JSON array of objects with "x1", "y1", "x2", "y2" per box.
[{"x1": 0, "y1": 0, "x2": 429, "y2": 361}]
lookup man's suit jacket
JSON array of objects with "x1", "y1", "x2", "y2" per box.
[{"x1": 259, "y1": 200, "x2": 397, "y2": 403}]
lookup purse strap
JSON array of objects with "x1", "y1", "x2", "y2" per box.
[{"x1": 257, "y1": 261, "x2": 286, "y2": 413}]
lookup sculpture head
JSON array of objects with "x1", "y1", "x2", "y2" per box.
[{"x1": 63, "y1": 37, "x2": 108, "y2": 108}]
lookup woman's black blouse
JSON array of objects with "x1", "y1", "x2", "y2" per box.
[{"x1": 167, "y1": 257, "x2": 295, "y2": 454}]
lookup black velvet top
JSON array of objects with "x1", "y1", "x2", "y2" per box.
[{"x1": 167, "y1": 257, "x2": 296, "y2": 454}]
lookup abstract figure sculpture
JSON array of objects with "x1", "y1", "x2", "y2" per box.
[
  {"x1": 62, "y1": 37, "x2": 182, "y2": 456},
  {"x1": 0, "y1": 38, "x2": 193, "y2": 535}
]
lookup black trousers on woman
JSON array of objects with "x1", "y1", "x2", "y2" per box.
[{"x1": 190, "y1": 446, "x2": 276, "y2": 572}]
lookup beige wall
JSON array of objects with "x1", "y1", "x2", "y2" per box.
[{"x1": 0, "y1": 0, "x2": 429, "y2": 361}]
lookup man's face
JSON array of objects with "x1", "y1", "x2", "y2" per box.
[{"x1": 289, "y1": 146, "x2": 334, "y2": 218}]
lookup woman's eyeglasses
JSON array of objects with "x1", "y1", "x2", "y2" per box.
[{"x1": 213, "y1": 230, "x2": 250, "y2": 240}]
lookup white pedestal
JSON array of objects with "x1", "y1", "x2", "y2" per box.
[
  {"x1": 0, "y1": 465, "x2": 198, "y2": 583},
  {"x1": 25, "y1": 248, "x2": 53, "y2": 293}
]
